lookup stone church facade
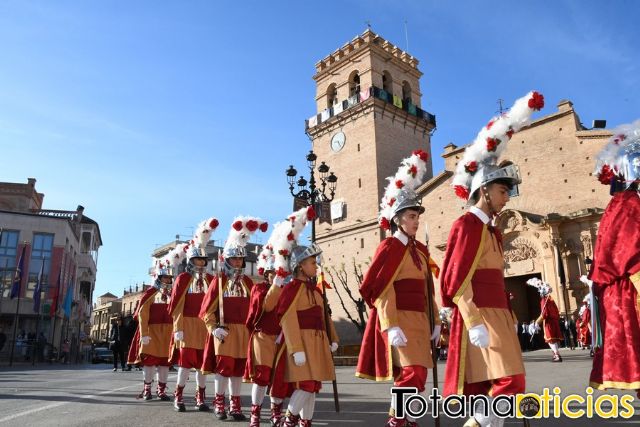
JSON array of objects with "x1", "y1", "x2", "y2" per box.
[{"x1": 305, "y1": 30, "x2": 613, "y2": 343}]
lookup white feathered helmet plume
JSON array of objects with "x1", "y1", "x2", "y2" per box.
[
  {"x1": 378, "y1": 150, "x2": 430, "y2": 230},
  {"x1": 256, "y1": 240, "x2": 275, "y2": 277},
  {"x1": 222, "y1": 216, "x2": 269, "y2": 260},
  {"x1": 526, "y1": 277, "x2": 552, "y2": 297},
  {"x1": 271, "y1": 206, "x2": 316, "y2": 286},
  {"x1": 594, "y1": 119, "x2": 640, "y2": 190},
  {"x1": 161, "y1": 242, "x2": 189, "y2": 277},
  {"x1": 186, "y1": 217, "x2": 220, "y2": 262},
  {"x1": 451, "y1": 91, "x2": 544, "y2": 201}
]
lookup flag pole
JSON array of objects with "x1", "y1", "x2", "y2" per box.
[
  {"x1": 32, "y1": 255, "x2": 45, "y2": 366},
  {"x1": 9, "y1": 243, "x2": 26, "y2": 367}
]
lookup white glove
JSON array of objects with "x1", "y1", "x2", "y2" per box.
[
  {"x1": 579, "y1": 275, "x2": 593, "y2": 287},
  {"x1": 273, "y1": 276, "x2": 285, "y2": 288},
  {"x1": 141, "y1": 336, "x2": 151, "y2": 345},
  {"x1": 468, "y1": 324, "x2": 490, "y2": 348},
  {"x1": 174, "y1": 331, "x2": 184, "y2": 341},
  {"x1": 293, "y1": 351, "x2": 306, "y2": 366},
  {"x1": 387, "y1": 326, "x2": 408, "y2": 347},
  {"x1": 213, "y1": 327, "x2": 229, "y2": 340},
  {"x1": 330, "y1": 342, "x2": 339, "y2": 353},
  {"x1": 430, "y1": 325, "x2": 441, "y2": 343}
]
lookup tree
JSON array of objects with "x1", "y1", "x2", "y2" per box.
[{"x1": 325, "y1": 258, "x2": 370, "y2": 335}]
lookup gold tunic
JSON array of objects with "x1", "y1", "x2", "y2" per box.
[
  {"x1": 457, "y1": 228, "x2": 525, "y2": 383},
  {"x1": 375, "y1": 252, "x2": 440, "y2": 369},
  {"x1": 250, "y1": 285, "x2": 282, "y2": 367},
  {"x1": 280, "y1": 283, "x2": 339, "y2": 383}
]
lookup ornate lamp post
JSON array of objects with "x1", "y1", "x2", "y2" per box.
[{"x1": 285, "y1": 150, "x2": 338, "y2": 241}]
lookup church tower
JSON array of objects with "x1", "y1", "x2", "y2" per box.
[{"x1": 306, "y1": 29, "x2": 436, "y2": 342}]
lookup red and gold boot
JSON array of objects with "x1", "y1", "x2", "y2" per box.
[
  {"x1": 269, "y1": 402, "x2": 283, "y2": 426},
  {"x1": 195, "y1": 386, "x2": 210, "y2": 411},
  {"x1": 230, "y1": 395, "x2": 247, "y2": 421},
  {"x1": 157, "y1": 382, "x2": 171, "y2": 401},
  {"x1": 279, "y1": 410, "x2": 300, "y2": 427},
  {"x1": 214, "y1": 393, "x2": 227, "y2": 420},
  {"x1": 249, "y1": 404, "x2": 262, "y2": 427},
  {"x1": 173, "y1": 385, "x2": 186, "y2": 412},
  {"x1": 300, "y1": 419, "x2": 312, "y2": 427}
]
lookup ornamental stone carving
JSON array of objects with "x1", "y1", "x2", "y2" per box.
[{"x1": 504, "y1": 237, "x2": 539, "y2": 262}]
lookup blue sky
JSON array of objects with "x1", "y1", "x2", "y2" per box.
[{"x1": 1, "y1": 1, "x2": 638, "y2": 301}]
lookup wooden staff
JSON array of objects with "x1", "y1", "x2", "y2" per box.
[
  {"x1": 425, "y1": 267, "x2": 440, "y2": 427},
  {"x1": 319, "y1": 267, "x2": 340, "y2": 412}
]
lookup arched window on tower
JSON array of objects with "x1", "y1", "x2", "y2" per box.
[
  {"x1": 349, "y1": 71, "x2": 360, "y2": 97},
  {"x1": 402, "y1": 81, "x2": 412, "y2": 104},
  {"x1": 382, "y1": 71, "x2": 393, "y2": 94},
  {"x1": 327, "y1": 83, "x2": 338, "y2": 108}
]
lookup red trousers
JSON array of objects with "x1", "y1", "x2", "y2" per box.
[
  {"x1": 393, "y1": 365, "x2": 428, "y2": 393},
  {"x1": 215, "y1": 355, "x2": 246, "y2": 377},
  {"x1": 463, "y1": 374, "x2": 526, "y2": 396}
]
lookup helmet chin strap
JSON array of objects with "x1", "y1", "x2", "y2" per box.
[{"x1": 481, "y1": 185, "x2": 498, "y2": 218}]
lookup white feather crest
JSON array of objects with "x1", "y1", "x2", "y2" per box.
[
  {"x1": 270, "y1": 206, "x2": 315, "y2": 283},
  {"x1": 223, "y1": 216, "x2": 268, "y2": 253},
  {"x1": 193, "y1": 217, "x2": 220, "y2": 249},
  {"x1": 452, "y1": 91, "x2": 544, "y2": 198},
  {"x1": 594, "y1": 119, "x2": 640, "y2": 180},
  {"x1": 378, "y1": 150, "x2": 430, "y2": 229}
]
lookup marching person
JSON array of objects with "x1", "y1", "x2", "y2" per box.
[
  {"x1": 245, "y1": 236, "x2": 291, "y2": 426},
  {"x1": 588, "y1": 120, "x2": 640, "y2": 394},
  {"x1": 355, "y1": 150, "x2": 441, "y2": 427},
  {"x1": 168, "y1": 218, "x2": 219, "y2": 412},
  {"x1": 527, "y1": 278, "x2": 563, "y2": 362},
  {"x1": 200, "y1": 217, "x2": 267, "y2": 421},
  {"x1": 442, "y1": 91, "x2": 544, "y2": 427},
  {"x1": 577, "y1": 296, "x2": 592, "y2": 354},
  {"x1": 109, "y1": 315, "x2": 127, "y2": 372},
  {"x1": 275, "y1": 242, "x2": 339, "y2": 427},
  {"x1": 128, "y1": 247, "x2": 184, "y2": 401}
]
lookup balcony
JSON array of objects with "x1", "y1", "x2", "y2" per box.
[{"x1": 305, "y1": 85, "x2": 436, "y2": 130}]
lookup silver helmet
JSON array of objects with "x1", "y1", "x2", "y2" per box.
[
  {"x1": 290, "y1": 243, "x2": 322, "y2": 272},
  {"x1": 619, "y1": 140, "x2": 640, "y2": 187},
  {"x1": 157, "y1": 266, "x2": 174, "y2": 278},
  {"x1": 222, "y1": 245, "x2": 246, "y2": 277},
  {"x1": 187, "y1": 246, "x2": 208, "y2": 265},
  {"x1": 468, "y1": 162, "x2": 522, "y2": 204},
  {"x1": 390, "y1": 189, "x2": 425, "y2": 220}
]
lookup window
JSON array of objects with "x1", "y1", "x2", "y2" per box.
[
  {"x1": 28, "y1": 233, "x2": 54, "y2": 299},
  {"x1": 382, "y1": 71, "x2": 393, "y2": 94},
  {"x1": 349, "y1": 71, "x2": 360, "y2": 97},
  {"x1": 402, "y1": 81, "x2": 412, "y2": 103},
  {"x1": 327, "y1": 83, "x2": 338, "y2": 108},
  {"x1": 0, "y1": 230, "x2": 19, "y2": 298}
]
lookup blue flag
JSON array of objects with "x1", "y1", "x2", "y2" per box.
[
  {"x1": 33, "y1": 258, "x2": 45, "y2": 313},
  {"x1": 63, "y1": 280, "x2": 74, "y2": 318},
  {"x1": 9, "y1": 245, "x2": 26, "y2": 299}
]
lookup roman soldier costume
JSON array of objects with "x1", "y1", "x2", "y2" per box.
[
  {"x1": 200, "y1": 217, "x2": 267, "y2": 420},
  {"x1": 528, "y1": 278, "x2": 563, "y2": 362},
  {"x1": 577, "y1": 295, "x2": 592, "y2": 350},
  {"x1": 589, "y1": 120, "x2": 640, "y2": 393},
  {"x1": 355, "y1": 150, "x2": 441, "y2": 427},
  {"x1": 244, "y1": 220, "x2": 299, "y2": 427},
  {"x1": 168, "y1": 217, "x2": 219, "y2": 412},
  {"x1": 442, "y1": 91, "x2": 544, "y2": 427},
  {"x1": 128, "y1": 246, "x2": 185, "y2": 401},
  {"x1": 272, "y1": 206, "x2": 338, "y2": 427}
]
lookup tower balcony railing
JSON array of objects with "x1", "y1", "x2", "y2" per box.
[{"x1": 305, "y1": 85, "x2": 436, "y2": 130}]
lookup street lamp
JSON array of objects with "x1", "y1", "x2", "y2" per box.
[{"x1": 285, "y1": 150, "x2": 339, "y2": 241}]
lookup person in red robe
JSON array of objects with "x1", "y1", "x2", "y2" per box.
[
  {"x1": 168, "y1": 217, "x2": 218, "y2": 412},
  {"x1": 577, "y1": 298, "x2": 592, "y2": 351},
  {"x1": 356, "y1": 150, "x2": 441, "y2": 427},
  {"x1": 127, "y1": 263, "x2": 174, "y2": 401},
  {"x1": 442, "y1": 91, "x2": 543, "y2": 427},
  {"x1": 589, "y1": 123, "x2": 640, "y2": 394},
  {"x1": 200, "y1": 217, "x2": 267, "y2": 421},
  {"x1": 528, "y1": 279, "x2": 563, "y2": 362},
  {"x1": 244, "y1": 241, "x2": 290, "y2": 427}
]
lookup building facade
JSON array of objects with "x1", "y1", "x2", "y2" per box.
[
  {"x1": 0, "y1": 178, "x2": 102, "y2": 360},
  {"x1": 306, "y1": 29, "x2": 436, "y2": 341},
  {"x1": 90, "y1": 292, "x2": 121, "y2": 343}
]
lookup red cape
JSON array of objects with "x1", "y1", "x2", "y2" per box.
[
  {"x1": 355, "y1": 237, "x2": 434, "y2": 382},
  {"x1": 440, "y1": 213, "x2": 488, "y2": 395},
  {"x1": 127, "y1": 287, "x2": 158, "y2": 364},
  {"x1": 246, "y1": 281, "x2": 270, "y2": 332},
  {"x1": 540, "y1": 296, "x2": 562, "y2": 343},
  {"x1": 589, "y1": 190, "x2": 640, "y2": 389}
]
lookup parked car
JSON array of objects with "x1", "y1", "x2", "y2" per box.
[{"x1": 92, "y1": 347, "x2": 114, "y2": 364}]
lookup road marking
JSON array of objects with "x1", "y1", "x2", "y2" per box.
[{"x1": 0, "y1": 381, "x2": 144, "y2": 423}]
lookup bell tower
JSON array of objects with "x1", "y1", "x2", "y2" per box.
[{"x1": 306, "y1": 29, "x2": 436, "y2": 342}]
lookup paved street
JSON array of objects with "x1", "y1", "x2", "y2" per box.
[{"x1": 0, "y1": 349, "x2": 638, "y2": 426}]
